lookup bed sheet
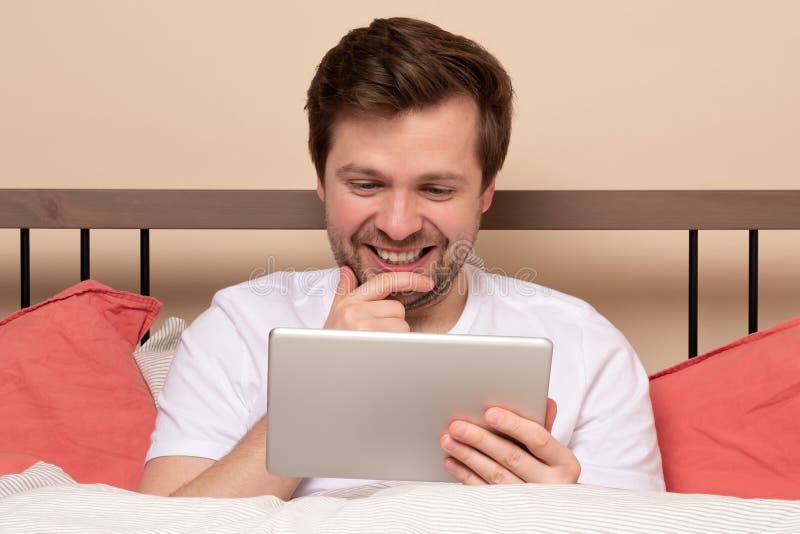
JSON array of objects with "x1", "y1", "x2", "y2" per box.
[{"x1": 1, "y1": 462, "x2": 799, "y2": 533}]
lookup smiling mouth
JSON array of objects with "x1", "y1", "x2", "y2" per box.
[{"x1": 366, "y1": 245, "x2": 435, "y2": 265}]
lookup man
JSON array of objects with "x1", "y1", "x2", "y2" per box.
[{"x1": 137, "y1": 17, "x2": 664, "y2": 499}]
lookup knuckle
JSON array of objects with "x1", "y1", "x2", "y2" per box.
[
  {"x1": 460, "y1": 470, "x2": 476, "y2": 485},
  {"x1": 340, "y1": 305, "x2": 358, "y2": 323},
  {"x1": 504, "y1": 447, "x2": 524, "y2": 470},
  {"x1": 529, "y1": 429, "x2": 551, "y2": 450},
  {"x1": 451, "y1": 464, "x2": 467, "y2": 482},
  {"x1": 490, "y1": 467, "x2": 508, "y2": 485},
  {"x1": 391, "y1": 301, "x2": 406, "y2": 317},
  {"x1": 550, "y1": 458, "x2": 581, "y2": 483},
  {"x1": 567, "y1": 458, "x2": 581, "y2": 481}
]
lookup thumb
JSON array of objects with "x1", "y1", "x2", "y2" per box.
[
  {"x1": 545, "y1": 397, "x2": 557, "y2": 432},
  {"x1": 335, "y1": 265, "x2": 359, "y2": 297}
]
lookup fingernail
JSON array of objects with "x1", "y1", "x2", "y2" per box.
[
  {"x1": 441, "y1": 434, "x2": 454, "y2": 450},
  {"x1": 451, "y1": 421, "x2": 466, "y2": 437},
  {"x1": 486, "y1": 408, "x2": 501, "y2": 425}
]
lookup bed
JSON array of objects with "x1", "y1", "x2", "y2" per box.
[{"x1": 1, "y1": 188, "x2": 799, "y2": 533}]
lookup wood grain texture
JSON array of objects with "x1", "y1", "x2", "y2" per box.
[{"x1": 1, "y1": 190, "x2": 798, "y2": 229}]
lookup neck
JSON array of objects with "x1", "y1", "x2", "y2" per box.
[{"x1": 405, "y1": 268, "x2": 469, "y2": 334}]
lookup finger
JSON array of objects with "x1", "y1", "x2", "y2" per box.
[
  {"x1": 357, "y1": 318, "x2": 410, "y2": 332},
  {"x1": 364, "y1": 299, "x2": 406, "y2": 319},
  {"x1": 333, "y1": 265, "x2": 359, "y2": 299},
  {"x1": 324, "y1": 301, "x2": 405, "y2": 331},
  {"x1": 449, "y1": 419, "x2": 544, "y2": 482},
  {"x1": 440, "y1": 432, "x2": 523, "y2": 485},
  {"x1": 443, "y1": 457, "x2": 487, "y2": 486},
  {"x1": 485, "y1": 407, "x2": 575, "y2": 472},
  {"x1": 353, "y1": 271, "x2": 434, "y2": 301},
  {"x1": 545, "y1": 398, "x2": 557, "y2": 432}
]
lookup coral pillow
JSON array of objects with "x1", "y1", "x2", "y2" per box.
[
  {"x1": 0, "y1": 280, "x2": 161, "y2": 489},
  {"x1": 650, "y1": 317, "x2": 800, "y2": 499},
  {"x1": 0, "y1": 453, "x2": 39, "y2": 475}
]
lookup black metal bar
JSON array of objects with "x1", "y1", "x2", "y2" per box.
[
  {"x1": 140, "y1": 229, "x2": 150, "y2": 296},
  {"x1": 80, "y1": 228, "x2": 90, "y2": 281},
  {"x1": 689, "y1": 230, "x2": 699, "y2": 358},
  {"x1": 20, "y1": 228, "x2": 30, "y2": 308},
  {"x1": 748, "y1": 229, "x2": 758, "y2": 334},
  {"x1": 140, "y1": 229, "x2": 150, "y2": 344}
]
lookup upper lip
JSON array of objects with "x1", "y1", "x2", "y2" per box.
[{"x1": 368, "y1": 244, "x2": 431, "y2": 253}]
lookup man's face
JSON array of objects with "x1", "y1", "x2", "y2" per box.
[{"x1": 318, "y1": 94, "x2": 495, "y2": 311}]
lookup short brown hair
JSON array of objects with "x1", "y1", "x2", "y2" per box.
[{"x1": 306, "y1": 17, "x2": 513, "y2": 191}]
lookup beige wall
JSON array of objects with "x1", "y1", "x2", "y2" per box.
[{"x1": 1, "y1": 1, "x2": 798, "y2": 374}]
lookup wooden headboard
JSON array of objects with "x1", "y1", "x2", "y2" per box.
[{"x1": 2, "y1": 189, "x2": 799, "y2": 354}]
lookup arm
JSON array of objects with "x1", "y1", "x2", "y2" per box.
[
  {"x1": 138, "y1": 417, "x2": 301, "y2": 499},
  {"x1": 440, "y1": 314, "x2": 663, "y2": 490},
  {"x1": 138, "y1": 294, "x2": 297, "y2": 499},
  {"x1": 566, "y1": 315, "x2": 664, "y2": 490},
  {"x1": 139, "y1": 267, "x2": 431, "y2": 498}
]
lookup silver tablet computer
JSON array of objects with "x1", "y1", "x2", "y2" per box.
[{"x1": 266, "y1": 327, "x2": 553, "y2": 482}]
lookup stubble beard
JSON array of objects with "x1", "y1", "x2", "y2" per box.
[{"x1": 326, "y1": 218, "x2": 479, "y2": 312}]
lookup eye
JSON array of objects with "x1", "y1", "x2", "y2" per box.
[
  {"x1": 423, "y1": 186, "x2": 453, "y2": 199},
  {"x1": 351, "y1": 182, "x2": 381, "y2": 194}
]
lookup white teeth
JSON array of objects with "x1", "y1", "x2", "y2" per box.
[{"x1": 375, "y1": 247, "x2": 425, "y2": 264}]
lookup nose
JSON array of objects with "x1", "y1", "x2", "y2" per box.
[{"x1": 374, "y1": 190, "x2": 423, "y2": 242}]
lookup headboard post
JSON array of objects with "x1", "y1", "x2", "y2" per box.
[
  {"x1": 749, "y1": 229, "x2": 759, "y2": 334},
  {"x1": 20, "y1": 228, "x2": 30, "y2": 309},
  {"x1": 688, "y1": 230, "x2": 699, "y2": 358}
]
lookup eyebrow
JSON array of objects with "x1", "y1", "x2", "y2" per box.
[
  {"x1": 336, "y1": 163, "x2": 384, "y2": 179},
  {"x1": 335, "y1": 163, "x2": 466, "y2": 184}
]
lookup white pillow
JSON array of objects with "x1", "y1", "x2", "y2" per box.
[{"x1": 134, "y1": 317, "x2": 187, "y2": 407}]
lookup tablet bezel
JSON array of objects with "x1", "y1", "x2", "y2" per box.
[{"x1": 266, "y1": 327, "x2": 553, "y2": 482}]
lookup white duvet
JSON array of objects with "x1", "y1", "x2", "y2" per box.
[{"x1": 1, "y1": 463, "x2": 798, "y2": 533}]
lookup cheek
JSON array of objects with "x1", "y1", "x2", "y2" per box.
[
  {"x1": 429, "y1": 204, "x2": 480, "y2": 240},
  {"x1": 328, "y1": 197, "x2": 372, "y2": 235}
]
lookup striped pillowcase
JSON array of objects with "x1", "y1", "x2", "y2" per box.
[
  {"x1": 134, "y1": 317, "x2": 187, "y2": 408},
  {"x1": 0, "y1": 462, "x2": 76, "y2": 498}
]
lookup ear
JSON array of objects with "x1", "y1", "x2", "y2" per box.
[
  {"x1": 316, "y1": 178, "x2": 325, "y2": 202},
  {"x1": 480, "y1": 178, "x2": 496, "y2": 213}
]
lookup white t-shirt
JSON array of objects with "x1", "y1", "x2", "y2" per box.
[{"x1": 147, "y1": 264, "x2": 665, "y2": 496}]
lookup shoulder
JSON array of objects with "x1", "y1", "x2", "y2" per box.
[
  {"x1": 472, "y1": 267, "x2": 635, "y2": 366},
  {"x1": 476, "y1": 267, "x2": 602, "y2": 327},
  {"x1": 163, "y1": 268, "x2": 339, "y2": 417},
  {"x1": 211, "y1": 268, "x2": 338, "y2": 320},
  {"x1": 176, "y1": 268, "x2": 337, "y2": 356}
]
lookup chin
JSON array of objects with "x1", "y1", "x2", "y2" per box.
[{"x1": 394, "y1": 285, "x2": 450, "y2": 312}]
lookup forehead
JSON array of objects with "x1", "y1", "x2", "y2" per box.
[{"x1": 326, "y1": 95, "x2": 482, "y2": 182}]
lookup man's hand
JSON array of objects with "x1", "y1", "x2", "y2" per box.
[
  {"x1": 324, "y1": 266, "x2": 434, "y2": 332},
  {"x1": 440, "y1": 398, "x2": 581, "y2": 485}
]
